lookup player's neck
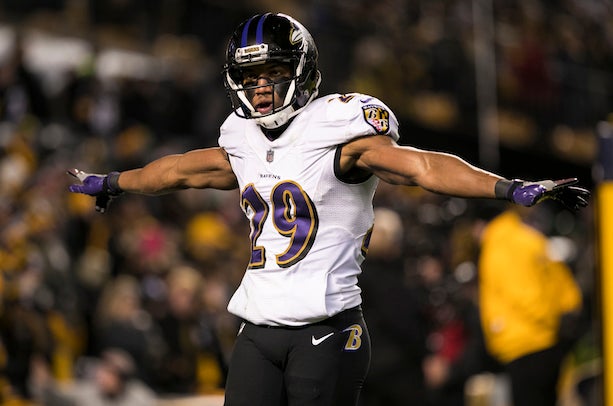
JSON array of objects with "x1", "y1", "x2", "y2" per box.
[{"x1": 260, "y1": 118, "x2": 294, "y2": 141}]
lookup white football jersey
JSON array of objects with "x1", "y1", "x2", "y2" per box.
[{"x1": 219, "y1": 93, "x2": 400, "y2": 326}]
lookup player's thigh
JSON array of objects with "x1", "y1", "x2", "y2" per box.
[
  {"x1": 224, "y1": 326, "x2": 286, "y2": 406},
  {"x1": 334, "y1": 320, "x2": 371, "y2": 405},
  {"x1": 284, "y1": 319, "x2": 371, "y2": 406}
]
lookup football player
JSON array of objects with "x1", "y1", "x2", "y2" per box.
[{"x1": 68, "y1": 13, "x2": 590, "y2": 406}]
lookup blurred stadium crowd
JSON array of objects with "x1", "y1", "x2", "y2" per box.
[{"x1": 0, "y1": 0, "x2": 608, "y2": 405}]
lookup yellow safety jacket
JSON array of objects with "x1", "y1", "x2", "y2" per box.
[{"x1": 479, "y1": 211, "x2": 582, "y2": 364}]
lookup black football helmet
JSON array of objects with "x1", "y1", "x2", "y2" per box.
[{"x1": 223, "y1": 13, "x2": 321, "y2": 129}]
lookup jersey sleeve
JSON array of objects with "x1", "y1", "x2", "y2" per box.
[
  {"x1": 218, "y1": 112, "x2": 246, "y2": 156},
  {"x1": 308, "y1": 93, "x2": 400, "y2": 148}
]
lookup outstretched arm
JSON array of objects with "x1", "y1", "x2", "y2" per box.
[
  {"x1": 340, "y1": 135, "x2": 589, "y2": 210},
  {"x1": 69, "y1": 147, "x2": 238, "y2": 212},
  {"x1": 117, "y1": 147, "x2": 238, "y2": 194},
  {"x1": 341, "y1": 135, "x2": 501, "y2": 197}
]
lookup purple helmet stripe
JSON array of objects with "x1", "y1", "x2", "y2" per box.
[
  {"x1": 240, "y1": 15, "x2": 257, "y2": 47},
  {"x1": 255, "y1": 13, "x2": 270, "y2": 44}
]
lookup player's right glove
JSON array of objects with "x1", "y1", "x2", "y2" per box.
[
  {"x1": 495, "y1": 178, "x2": 590, "y2": 211},
  {"x1": 67, "y1": 169, "x2": 123, "y2": 213}
]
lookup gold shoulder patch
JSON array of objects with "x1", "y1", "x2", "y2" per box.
[{"x1": 362, "y1": 105, "x2": 390, "y2": 134}]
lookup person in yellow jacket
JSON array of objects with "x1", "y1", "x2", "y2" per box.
[{"x1": 478, "y1": 205, "x2": 583, "y2": 406}]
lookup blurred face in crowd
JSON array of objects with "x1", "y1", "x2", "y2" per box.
[{"x1": 95, "y1": 362, "x2": 123, "y2": 397}]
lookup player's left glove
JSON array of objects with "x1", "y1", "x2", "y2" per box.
[
  {"x1": 67, "y1": 168, "x2": 123, "y2": 213},
  {"x1": 495, "y1": 178, "x2": 590, "y2": 211}
]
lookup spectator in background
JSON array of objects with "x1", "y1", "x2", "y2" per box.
[
  {"x1": 93, "y1": 275, "x2": 164, "y2": 387},
  {"x1": 0, "y1": 268, "x2": 53, "y2": 401},
  {"x1": 152, "y1": 264, "x2": 227, "y2": 394},
  {"x1": 421, "y1": 229, "x2": 502, "y2": 406},
  {"x1": 30, "y1": 347, "x2": 156, "y2": 406},
  {"x1": 0, "y1": 32, "x2": 49, "y2": 124},
  {"x1": 478, "y1": 203, "x2": 586, "y2": 406},
  {"x1": 360, "y1": 208, "x2": 429, "y2": 405}
]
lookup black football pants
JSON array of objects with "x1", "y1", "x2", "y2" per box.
[{"x1": 224, "y1": 306, "x2": 371, "y2": 406}]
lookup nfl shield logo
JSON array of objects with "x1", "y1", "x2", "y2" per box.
[{"x1": 266, "y1": 149, "x2": 274, "y2": 162}]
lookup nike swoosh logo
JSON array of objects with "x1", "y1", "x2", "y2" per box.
[{"x1": 311, "y1": 332, "x2": 334, "y2": 346}]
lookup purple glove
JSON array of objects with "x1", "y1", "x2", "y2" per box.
[
  {"x1": 68, "y1": 169, "x2": 123, "y2": 213},
  {"x1": 495, "y1": 178, "x2": 590, "y2": 211}
]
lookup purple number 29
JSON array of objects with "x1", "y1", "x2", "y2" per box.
[{"x1": 241, "y1": 181, "x2": 319, "y2": 269}]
